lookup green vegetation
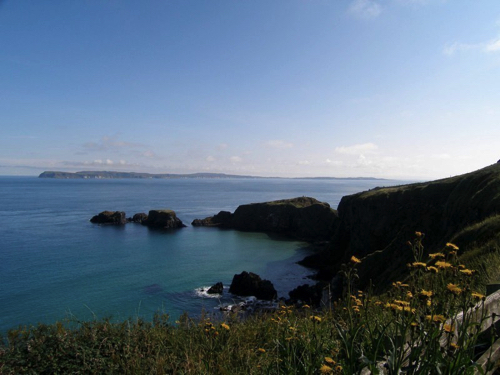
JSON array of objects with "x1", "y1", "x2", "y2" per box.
[{"x1": 2, "y1": 233, "x2": 498, "y2": 374}]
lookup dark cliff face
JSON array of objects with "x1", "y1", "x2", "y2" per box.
[
  {"x1": 330, "y1": 163, "x2": 500, "y2": 290},
  {"x1": 192, "y1": 197, "x2": 338, "y2": 242}
]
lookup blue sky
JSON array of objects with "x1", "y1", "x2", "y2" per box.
[{"x1": 1, "y1": 0, "x2": 499, "y2": 179}]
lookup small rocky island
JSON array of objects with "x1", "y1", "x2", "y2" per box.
[
  {"x1": 192, "y1": 196, "x2": 337, "y2": 242},
  {"x1": 90, "y1": 209, "x2": 186, "y2": 229}
]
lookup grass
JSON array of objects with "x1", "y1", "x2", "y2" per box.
[{"x1": 1, "y1": 232, "x2": 498, "y2": 374}]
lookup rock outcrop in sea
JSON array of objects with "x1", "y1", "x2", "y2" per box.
[
  {"x1": 90, "y1": 211, "x2": 127, "y2": 225},
  {"x1": 192, "y1": 197, "x2": 338, "y2": 241},
  {"x1": 207, "y1": 282, "x2": 223, "y2": 294},
  {"x1": 229, "y1": 271, "x2": 277, "y2": 300},
  {"x1": 143, "y1": 210, "x2": 186, "y2": 229}
]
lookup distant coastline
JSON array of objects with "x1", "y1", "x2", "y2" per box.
[{"x1": 38, "y1": 170, "x2": 384, "y2": 180}]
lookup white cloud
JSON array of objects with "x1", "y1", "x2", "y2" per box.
[
  {"x1": 485, "y1": 38, "x2": 500, "y2": 52},
  {"x1": 298, "y1": 160, "x2": 310, "y2": 165},
  {"x1": 348, "y1": 0, "x2": 382, "y2": 19},
  {"x1": 443, "y1": 42, "x2": 475, "y2": 56},
  {"x1": 334, "y1": 143, "x2": 379, "y2": 155},
  {"x1": 444, "y1": 36, "x2": 500, "y2": 55},
  {"x1": 264, "y1": 140, "x2": 294, "y2": 149},
  {"x1": 230, "y1": 156, "x2": 242, "y2": 163},
  {"x1": 206, "y1": 155, "x2": 216, "y2": 162}
]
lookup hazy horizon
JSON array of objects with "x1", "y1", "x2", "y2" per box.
[{"x1": 1, "y1": 1, "x2": 499, "y2": 180}]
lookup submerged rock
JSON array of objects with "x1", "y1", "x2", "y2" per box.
[
  {"x1": 90, "y1": 211, "x2": 127, "y2": 225},
  {"x1": 229, "y1": 271, "x2": 277, "y2": 300},
  {"x1": 207, "y1": 282, "x2": 223, "y2": 294},
  {"x1": 143, "y1": 209, "x2": 186, "y2": 229}
]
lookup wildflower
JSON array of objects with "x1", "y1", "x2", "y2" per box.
[
  {"x1": 472, "y1": 292, "x2": 485, "y2": 300},
  {"x1": 426, "y1": 266, "x2": 439, "y2": 273},
  {"x1": 288, "y1": 326, "x2": 297, "y2": 332},
  {"x1": 411, "y1": 322, "x2": 418, "y2": 327},
  {"x1": 302, "y1": 304, "x2": 310, "y2": 309},
  {"x1": 412, "y1": 262, "x2": 427, "y2": 268},
  {"x1": 335, "y1": 365, "x2": 343, "y2": 372},
  {"x1": 459, "y1": 269, "x2": 474, "y2": 276},
  {"x1": 394, "y1": 300, "x2": 410, "y2": 307},
  {"x1": 375, "y1": 301, "x2": 383, "y2": 306},
  {"x1": 320, "y1": 364, "x2": 333, "y2": 373},
  {"x1": 443, "y1": 324, "x2": 455, "y2": 333},
  {"x1": 420, "y1": 290, "x2": 433, "y2": 298},
  {"x1": 311, "y1": 315, "x2": 322, "y2": 323},
  {"x1": 429, "y1": 252, "x2": 445, "y2": 259},
  {"x1": 257, "y1": 348, "x2": 266, "y2": 353},
  {"x1": 221, "y1": 323, "x2": 230, "y2": 331},
  {"x1": 447, "y1": 283, "x2": 462, "y2": 295},
  {"x1": 392, "y1": 281, "x2": 409, "y2": 288},
  {"x1": 450, "y1": 342, "x2": 460, "y2": 350},
  {"x1": 324, "y1": 357, "x2": 336, "y2": 364},
  {"x1": 458, "y1": 264, "x2": 466, "y2": 269},
  {"x1": 446, "y1": 242, "x2": 459, "y2": 251},
  {"x1": 350, "y1": 255, "x2": 361, "y2": 264},
  {"x1": 449, "y1": 250, "x2": 457, "y2": 256},
  {"x1": 353, "y1": 306, "x2": 360, "y2": 313},
  {"x1": 407, "y1": 291, "x2": 413, "y2": 298},
  {"x1": 426, "y1": 314, "x2": 446, "y2": 323},
  {"x1": 426, "y1": 299, "x2": 432, "y2": 307},
  {"x1": 415, "y1": 231, "x2": 423, "y2": 238},
  {"x1": 435, "y1": 261, "x2": 453, "y2": 269}
]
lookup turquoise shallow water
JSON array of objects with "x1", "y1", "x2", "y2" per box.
[{"x1": 0, "y1": 177, "x2": 403, "y2": 332}]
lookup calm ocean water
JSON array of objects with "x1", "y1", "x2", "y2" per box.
[{"x1": 0, "y1": 176, "x2": 404, "y2": 333}]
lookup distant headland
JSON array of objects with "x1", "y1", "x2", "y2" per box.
[{"x1": 38, "y1": 170, "x2": 383, "y2": 180}]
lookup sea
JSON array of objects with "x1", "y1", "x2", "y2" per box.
[{"x1": 0, "y1": 176, "x2": 405, "y2": 333}]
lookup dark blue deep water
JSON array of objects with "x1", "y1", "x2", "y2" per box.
[{"x1": 0, "y1": 177, "x2": 403, "y2": 332}]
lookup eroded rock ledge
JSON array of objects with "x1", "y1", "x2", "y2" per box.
[{"x1": 192, "y1": 196, "x2": 338, "y2": 242}]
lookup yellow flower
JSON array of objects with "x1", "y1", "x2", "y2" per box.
[
  {"x1": 319, "y1": 364, "x2": 333, "y2": 373},
  {"x1": 472, "y1": 292, "x2": 485, "y2": 300},
  {"x1": 449, "y1": 250, "x2": 457, "y2": 256},
  {"x1": 429, "y1": 252, "x2": 445, "y2": 259},
  {"x1": 435, "y1": 261, "x2": 453, "y2": 269},
  {"x1": 350, "y1": 255, "x2": 361, "y2": 264},
  {"x1": 426, "y1": 266, "x2": 439, "y2": 273},
  {"x1": 412, "y1": 262, "x2": 427, "y2": 268},
  {"x1": 426, "y1": 299, "x2": 432, "y2": 307},
  {"x1": 447, "y1": 283, "x2": 462, "y2": 295},
  {"x1": 443, "y1": 324, "x2": 455, "y2": 333},
  {"x1": 311, "y1": 315, "x2": 322, "y2": 323},
  {"x1": 446, "y1": 242, "x2": 459, "y2": 251},
  {"x1": 221, "y1": 323, "x2": 230, "y2": 331},
  {"x1": 420, "y1": 289, "x2": 433, "y2": 298},
  {"x1": 288, "y1": 326, "x2": 297, "y2": 332},
  {"x1": 257, "y1": 348, "x2": 266, "y2": 353},
  {"x1": 324, "y1": 357, "x2": 336, "y2": 364},
  {"x1": 415, "y1": 231, "x2": 423, "y2": 238},
  {"x1": 459, "y1": 269, "x2": 474, "y2": 276},
  {"x1": 407, "y1": 291, "x2": 413, "y2": 298},
  {"x1": 335, "y1": 365, "x2": 343, "y2": 372},
  {"x1": 450, "y1": 342, "x2": 460, "y2": 350},
  {"x1": 302, "y1": 304, "x2": 310, "y2": 309},
  {"x1": 392, "y1": 281, "x2": 409, "y2": 288},
  {"x1": 394, "y1": 300, "x2": 410, "y2": 307}
]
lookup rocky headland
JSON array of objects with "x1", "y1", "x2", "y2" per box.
[{"x1": 192, "y1": 196, "x2": 337, "y2": 242}]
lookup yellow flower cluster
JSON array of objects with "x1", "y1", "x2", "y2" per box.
[
  {"x1": 429, "y1": 252, "x2": 445, "y2": 259},
  {"x1": 350, "y1": 255, "x2": 361, "y2": 264}
]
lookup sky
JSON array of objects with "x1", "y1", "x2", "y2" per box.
[{"x1": 1, "y1": 0, "x2": 499, "y2": 180}]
